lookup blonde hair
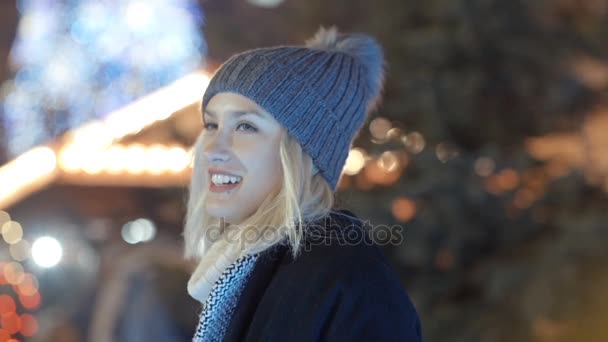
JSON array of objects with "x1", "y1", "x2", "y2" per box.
[{"x1": 183, "y1": 129, "x2": 335, "y2": 261}]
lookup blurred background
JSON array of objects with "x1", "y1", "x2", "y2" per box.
[{"x1": 0, "y1": 0, "x2": 607, "y2": 341}]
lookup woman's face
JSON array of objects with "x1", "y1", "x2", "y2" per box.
[{"x1": 200, "y1": 92, "x2": 283, "y2": 225}]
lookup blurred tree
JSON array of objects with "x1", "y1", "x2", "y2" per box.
[{"x1": 199, "y1": 0, "x2": 608, "y2": 340}]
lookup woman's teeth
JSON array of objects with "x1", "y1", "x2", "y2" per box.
[{"x1": 211, "y1": 174, "x2": 242, "y2": 185}]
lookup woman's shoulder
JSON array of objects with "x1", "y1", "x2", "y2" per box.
[
  {"x1": 261, "y1": 208, "x2": 422, "y2": 340},
  {"x1": 282, "y1": 209, "x2": 405, "y2": 289},
  {"x1": 284, "y1": 208, "x2": 398, "y2": 276}
]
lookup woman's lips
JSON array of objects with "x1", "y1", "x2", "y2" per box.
[{"x1": 209, "y1": 180, "x2": 241, "y2": 193}]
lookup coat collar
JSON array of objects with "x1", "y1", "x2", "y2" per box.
[
  {"x1": 223, "y1": 241, "x2": 290, "y2": 342},
  {"x1": 222, "y1": 208, "x2": 361, "y2": 341}
]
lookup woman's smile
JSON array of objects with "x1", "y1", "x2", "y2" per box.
[
  {"x1": 209, "y1": 175, "x2": 242, "y2": 194},
  {"x1": 209, "y1": 169, "x2": 243, "y2": 194},
  {"x1": 201, "y1": 92, "x2": 283, "y2": 224}
]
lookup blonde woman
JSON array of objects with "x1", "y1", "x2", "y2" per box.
[{"x1": 184, "y1": 27, "x2": 422, "y2": 342}]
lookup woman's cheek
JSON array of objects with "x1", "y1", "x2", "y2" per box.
[{"x1": 234, "y1": 134, "x2": 272, "y2": 154}]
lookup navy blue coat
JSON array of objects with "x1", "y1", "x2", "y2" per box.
[{"x1": 223, "y1": 209, "x2": 423, "y2": 341}]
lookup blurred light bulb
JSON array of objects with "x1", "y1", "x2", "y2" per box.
[
  {"x1": 121, "y1": 218, "x2": 156, "y2": 244},
  {"x1": 32, "y1": 236, "x2": 63, "y2": 268},
  {"x1": 9, "y1": 239, "x2": 31, "y2": 261},
  {"x1": 369, "y1": 117, "x2": 392, "y2": 142},
  {"x1": 343, "y1": 148, "x2": 367, "y2": 175},
  {"x1": 2, "y1": 221, "x2": 23, "y2": 244}
]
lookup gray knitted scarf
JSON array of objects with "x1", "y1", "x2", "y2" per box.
[{"x1": 191, "y1": 253, "x2": 259, "y2": 342}]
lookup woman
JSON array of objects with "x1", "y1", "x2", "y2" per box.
[{"x1": 184, "y1": 26, "x2": 422, "y2": 341}]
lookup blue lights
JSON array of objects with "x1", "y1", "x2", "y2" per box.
[{"x1": 2, "y1": 0, "x2": 206, "y2": 157}]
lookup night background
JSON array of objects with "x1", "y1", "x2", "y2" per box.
[{"x1": 1, "y1": 0, "x2": 608, "y2": 341}]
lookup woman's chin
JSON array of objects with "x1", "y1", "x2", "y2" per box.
[{"x1": 205, "y1": 204, "x2": 243, "y2": 225}]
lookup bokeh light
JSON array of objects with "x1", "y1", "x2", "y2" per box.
[
  {"x1": 0, "y1": 147, "x2": 58, "y2": 207},
  {"x1": 121, "y1": 218, "x2": 156, "y2": 244},
  {"x1": 475, "y1": 157, "x2": 496, "y2": 177},
  {"x1": 166, "y1": 146, "x2": 192, "y2": 173},
  {"x1": 343, "y1": 148, "x2": 367, "y2": 176},
  {"x1": 16, "y1": 274, "x2": 39, "y2": 297},
  {"x1": 19, "y1": 313, "x2": 38, "y2": 337},
  {"x1": 0, "y1": 263, "x2": 6, "y2": 285},
  {"x1": 496, "y1": 169, "x2": 520, "y2": 191},
  {"x1": 31, "y1": 236, "x2": 63, "y2": 268},
  {"x1": 3, "y1": 263, "x2": 24, "y2": 285},
  {"x1": 392, "y1": 198, "x2": 417, "y2": 222},
  {"x1": 9, "y1": 240, "x2": 31, "y2": 262},
  {"x1": 1, "y1": 221, "x2": 22, "y2": 244},
  {"x1": 1, "y1": 0, "x2": 205, "y2": 157},
  {"x1": 386, "y1": 127, "x2": 403, "y2": 140},
  {"x1": 0, "y1": 211, "x2": 9, "y2": 226},
  {"x1": 435, "y1": 142, "x2": 460, "y2": 163},
  {"x1": 365, "y1": 154, "x2": 403, "y2": 186},
  {"x1": 404, "y1": 132, "x2": 426, "y2": 154},
  {"x1": 1, "y1": 311, "x2": 21, "y2": 335},
  {"x1": 0, "y1": 329, "x2": 10, "y2": 342},
  {"x1": 124, "y1": 145, "x2": 147, "y2": 175},
  {"x1": 59, "y1": 142, "x2": 192, "y2": 175},
  {"x1": 145, "y1": 145, "x2": 171, "y2": 175},
  {"x1": 378, "y1": 151, "x2": 401, "y2": 173},
  {"x1": 19, "y1": 292, "x2": 40, "y2": 311},
  {"x1": 0, "y1": 295, "x2": 16, "y2": 315},
  {"x1": 369, "y1": 117, "x2": 392, "y2": 142}
]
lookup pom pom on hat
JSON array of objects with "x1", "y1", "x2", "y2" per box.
[{"x1": 306, "y1": 26, "x2": 386, "y2": 111}]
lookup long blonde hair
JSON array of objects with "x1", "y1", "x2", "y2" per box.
[{"x1": 183, "y1": 129, "x2": 335, "y2": 261}]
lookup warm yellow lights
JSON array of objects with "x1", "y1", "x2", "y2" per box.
[
  {"x1": 10, "y1": 240, "x2": 31, "y2": 262},
  {"x1": 3, "y1": 262, "x2": 25, "y2": 285},
  {"x1": 484, "y1": 168, "x2": 521, "y2": 195},
  {"x1": 16, "y1": 273, "x2": 39, "y2": 296},
  {"x1": 167, "y1": 146, "x2": 192, "y2": 173},
  {"x1": 55, "y1": 71, "x2": 207, "y2": 174},
  {"x1": 0, "y1": 147, "x2": 58, "y2": 206},
  {"x1": 341, "y1": 148, "x2": 410, "y2": 188},
  {"x1": 392, "y1": 197, "x2": 417, "y2": 222},
  {"x1": 122, "y1": 144, "x2": 148, "y2": 175},
  {"x1": 435, "y1": 142, "x2": 460, "y2": 163},
  {"x1": 67, "y1": 121, "x2": 115, "y2": 150},
  {"x1": 404, "y1": 132, "x2": 425, "y2": 154},
  {"x1": 54, "y1": 72, "x2": 207, "y2": 178},
  {"x1": 0, "y1": 72, "x2": 208, "y2": 208},
  {"x1": 146, "y1": 145, "x2": 170, "y2": 175},
  {"x1": 103, "y1": 72, "x2": 209, "y2": 141},
  {"x1": 365, "y1": 155, "x2": 403, "y2": 186},
  {"x1": 369, "y1": 117, "x2": 392, "y2": 141},
  {"x1": 343, "y1": 148, "x2": 367, "y2": 175},
  {"x1": 1, "y1": 221, "x2": 23, "y2": 244},
  {"x1": 57, "y1": 144, "x2": 191, "y2": 175},
  {"x1": 378, "y1": 151, "x2": 400, "y2": 173}
]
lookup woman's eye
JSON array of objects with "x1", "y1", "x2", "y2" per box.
[
  {"x1": 204, "y1": 123, "x2": 218, "y2": 130},
  {"x1": 237, "y1": 122, "x2": 258, "y2": 132}
]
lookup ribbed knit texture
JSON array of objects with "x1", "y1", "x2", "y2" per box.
[
  {"x1": 201, "y1": 27, "x2": 385, "y2": 190},
  {"x1": 191, "y1": 253, "x2": 259, "y2": 342}
]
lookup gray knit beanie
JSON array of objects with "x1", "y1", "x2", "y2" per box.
[{"x1": 201, "y1": 26, "x2": 386, "y2": 190}]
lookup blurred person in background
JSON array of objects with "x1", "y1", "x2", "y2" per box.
[{"x1": 183, "y1": 26, "x2": 422, "y2": 341}]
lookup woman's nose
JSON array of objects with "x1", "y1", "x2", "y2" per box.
[
  {"x1": 203, "y1": 133, "x2": 232, "y2": 164},
  {"x1": 204, "y1": 149, "x2": 231, "y2": 164}
]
